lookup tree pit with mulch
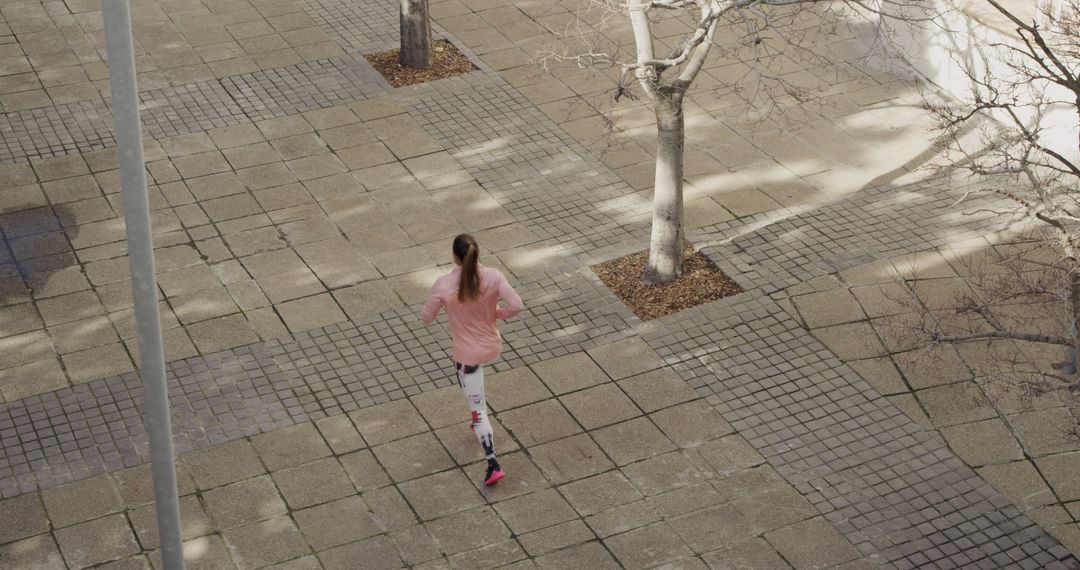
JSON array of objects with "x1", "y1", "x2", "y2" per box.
[
  {"x1": 364, "y1": 40, "x2": 476, "y2": 88},
  {"x1": 593, "y1": 244, "x2": 743, "y2": 321}
]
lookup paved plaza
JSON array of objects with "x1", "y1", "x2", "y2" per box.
[{"x1": 0, "y1": 0, "x2": 1079, "y2": 567}]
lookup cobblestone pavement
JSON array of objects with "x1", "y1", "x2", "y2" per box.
[{"x1": 1, "y1": 0, "x2": 1079, "y2": 567}]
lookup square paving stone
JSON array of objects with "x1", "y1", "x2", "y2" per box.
[
  {"x1": 62, "y1": 342, "x2": 134, "y2": 384},
  {"x1": 791, "y1": 287, "x2": 865, "y2": 328},
  {"x1": 412, "y1": 386, "x2": 469, "y2": 429},
  {"x1": 0, "y1": 535, "x2": 66, "y2": 569},
  {"x1": 149, "y1": 535, "x2": 235, "y2": 570},
  {"x1": 399, "y1": 469, "x2": 485, "y2": 521},
  {"x1": 592, "y1": 417, "x2": 676, "y2": 465},
  {"x1": 447, "y1": 539, "x2": 527, "y2": 569},
  {"x1": 977, "y1": 461, "x2": 1057, "y2": 509},
  {"x1": 315, "y1": 414, "x2": 366, "y2": 455},
  {"x1": 0, "y1": 357, "x2": 69, "y2": 400},
  {"x1": 340, "y1": 449, "x2": 391, "y2": 491},
  {"x1": 498, "y1": 399, "x2": 582, "y2": 446},
  {"x1": 1008, "y1": 407, "x2": 1080, "y2": 456},
  {"x1": 531, "y1": 433, "x2": 615, "y2": 484},
  {"x1": 436, "y1": 417, "x2": 519, "y2": 465},
  {"x1": 276, "y1": 293, "x2": 347, "y2": 333},
  {"x1": 42, "y1": 474, "x2": 122, "y2": 528},
  {"x1": 251, "y1": 423, "x2": 332, "y2": 471},
  {"x1": 494, "y1": 488, "x2": 578, "y2": 535},
  {"x1": 583, "y1": 500, "x2": 660, "y2": 539},
  {"x1": 669, "y1": 504, "x2": 758, "y2": 554},
  {"x1": 604, "y1": 522, "x2": 694, "y2": 570},
  {"x1": 559, "y1": 470, "x2": 643, "y2": 517},
  {"x1": 203, "y1": 475, "x2": 288, "y2": 529},
  {"x1": 650, "y1": 400, "x2": 733, "y2": 448},
  {"x1": 812, "y1": 322, "x2": 887, "y2": 360},
  {"x1": 535, "y1": 541, "x2": 621, "y2": 569},
  {"x1": 112, "y1": 463, "x2": 197, "y2": 508},
  {"x1": 319, "y1": 535, "x2": 403, "y2": 570},
  {"x1": 350, "y1": 398, "x2": 429, "y2": 445},
  {"x1": 293, "y1": 496, "x2": 382, "y2": 551},
  {"x1": 390, "y1": 525, "x2": 442, "y2": 567},
  {"x1": 846, "y1": 357, "x2": 908, "y2": 396},
  {"x1": 648, "y1": 482, "x2": 726, "y2": 520},
  {"x1": 621, "y1": 451, "x2": 709, "y2": 496},
  {"x1": 1037, "y1": 451, "x2": 1080, "y2": 501},
  {"x1": 486, "y1": 366, "x2": 553, "y2": 411},
  {"x1": 186, "y1": 314, "x2": 260, "y2": 353},
  {"x1": 519, "y1": 520, "x2": 596, "y2": 557},
  {"x1": 0, "y1": 493, "x2": 50, "y2": 544},
  {"x1": 587, "y1": 337, "x2": 666, "y2": 380},
  {"x1": 617, "y1": 368, "x2": 698, "y2": 413},
  {"x1": 765, "y1": 518, "x2": 860, "y2": 568},
  {"x1": 731, "y1": 484, "x2": 817, "y2": 534},
  {"x1": 182, "y1": 439, "x2": 266, "y2": 490},
  {"x1": 223, "y1": 516, "x2": 311, "y2": 570},
  {"x1": 129, "y1": 494, "x2": 213, "y2": 549},
  {"x1": 55, "y1": 513, "x2": 140, "y2": 569},
  {"x1": 530, "y1": 352, "x2": 610, "y2": 395},
  {"x1": 559, "y1": 383, "x2": 642, "y2": 430},
  {"x1": 373, "y1": 433, "x2": 455, "y2": 482},
  {"x1": 465, "y1": 451, "x2": 550, "y2": 502},
  {"x1": 272, "y1": 457, "x2": 355, "y2": 510},
  {"x1": 702, "y1": 538, "x2": 791, "y2": 569},
  {"x1": 916, "y1": 382, "x2": 996, "y2": 427},
  {"x1": 941, "y1": 418, "x2": 1024, "y2": 467},
  {"x1": 425, "y1": 507, "x2": 511, "y2": 555},
  {"x1": 364, "y1": 486, "x2": 418, "y2": 532},
  {"x1": 891, "y1": 345, "x2": 971, "y2": 388}
]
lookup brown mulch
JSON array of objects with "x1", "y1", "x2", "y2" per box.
[
  {"x1": 364, "y1": 40, "x2": 476, "y2": 88},
  {"x1": 593, "y1": 244, "x2": 743, "y2": 321}
]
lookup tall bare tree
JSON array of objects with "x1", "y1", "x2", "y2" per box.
[
  {"x1": 542, "y1": 0, "x2": 923, "y2": 283},
  {"x1": 919, "y1": 0, "x2": 1080, "y2": 380}
]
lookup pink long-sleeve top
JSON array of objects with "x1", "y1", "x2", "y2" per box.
[{"x1": 420, "y1": 265, "x2": 524, "y2": 365}]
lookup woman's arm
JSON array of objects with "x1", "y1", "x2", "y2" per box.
[
  {"x1": 420, "y1": 288, "x2": 443, "y2": 324},
  {"x1": 494, "y1": 272, "x2": 524, "y2": 321}
]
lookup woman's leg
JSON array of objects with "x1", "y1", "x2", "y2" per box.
[
  {"x1": 456, "y1": 362, "x2": 503, "y2": 484},
  {"x1": 456, "y1": 362, "x2": 495, "y2": 459}
]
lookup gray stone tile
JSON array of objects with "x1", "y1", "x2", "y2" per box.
[
  {"x1": 494, "y1": 487, "x2": 578, "y2": 534},
  {"x1": 587, "y1": 337, "x2": 665, "y2": 380},
  {"x1": 183, "y1": 439, "x2": 266, "y2": 490},
  {"x1": 498, "y1": 400, "x2": 582, "y2": 446},
  {"x1": 765, "y1": 518, "x2": 860, "y2": 569},
  {"x1": 203, "y1": 475, "x2": 287, "y2": 530},
  {"x1": 534, "y1": 541, "x2": 620, "y2": 569},
  {"x1": 425, "y1": 507, "x2": 511, "y2": 555},
  {"x1": 222, "y1": 516, "x2": 311, "y2": 570},
  {"x1": 604, "y1": 522, "x2": 694, "y2": 570},
  {"x1": 251, "y1": 423, "x2": 332, "y2": 471},
  {"x1": 530, "y1": 352, "x2": 610, "y2": 395},
  {"x1": 42, "y1": 474, "x2": 122, "y2": 528},
  {"x1": 399, "y1": 469, "x2": 485, "y2": 520},
  {"x1": 559, "y1": 384, "x2": 641, "y2": 430},
  {"x1": 319, "y1": 535, "x2": 402, "y2": 570},
  {"x1": 272, "y1": 457, "x2": 355, "y2": 510},
  {"x1": 55, "y1": 513, "x2": 140, "y2": 569},
  {"x1": 294, "y1": 496, "x2": 382, "y2": 551},
  {"x1": 0, "y1": 535, "x2": 67, "y2": 570},
  {"x1": 591, "y1": 417, "x2": 676, "y2": 465},
  {"x1": 372, "y1": 433, "x2": 455, "y2": 482}
]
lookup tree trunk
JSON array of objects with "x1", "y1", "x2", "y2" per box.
[
  {"x1": 642, "y1": 95, "x2": 686, "y2": 284},
  {"x1": 400, "y1": 0, "x2": 432, "y2": 69}
]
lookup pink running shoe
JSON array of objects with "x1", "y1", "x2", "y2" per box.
[{"x1": 484, "y1": 463, "x2": 505, "y2": 486}]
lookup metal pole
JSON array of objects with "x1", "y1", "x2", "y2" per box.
[{"x1": 101, "y1": 2, "x2": 185, "y2": 568}]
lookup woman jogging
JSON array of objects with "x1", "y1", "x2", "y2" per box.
[{"x1": 421, "y1": 234, "x2": 524, "y2": 486}]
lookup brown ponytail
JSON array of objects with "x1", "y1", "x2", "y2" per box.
[{"x1": 453, "y1": 234, "x2": 481, "y2": 302}]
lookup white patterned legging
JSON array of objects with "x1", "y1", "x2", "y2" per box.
[{"x1": 455, "y1": 362, "x2": 496, "y2": 460}]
